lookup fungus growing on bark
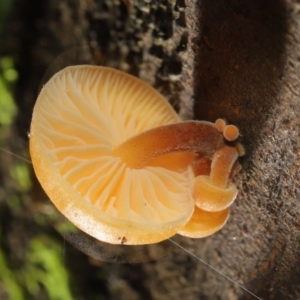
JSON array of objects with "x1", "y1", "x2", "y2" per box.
[
  {"x1": 178, "y1": 207, "x2": 230, "y2": 238},
  {"x1": 30, "y1": 65, "x2": 242, "y2": 245}
]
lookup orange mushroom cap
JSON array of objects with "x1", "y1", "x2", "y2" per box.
[
  {"x1": 215, "y1": 118, "x2": 226, "y2": 133},
  {"x1": 223, "y1": 124, "x2": 239, "y2": 141},
  {"x1": 30, "y1": 65, "x2": 243, "y2": 245},
  {"x1": 30, "y1": 66, "x2": 196, "y2": 245},
  {"x1": 178, "y1": 206, "x2": 230, "y2": 238},
  {"x1": 193, "y1": 146, "x2": 239, "y2": 212}
]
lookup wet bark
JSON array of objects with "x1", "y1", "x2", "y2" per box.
[{"x1": 2, "y1": 0, "x2": 300, "y2": 299}]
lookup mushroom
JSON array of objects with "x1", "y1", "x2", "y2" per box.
[
  {"x1": 30, "y1": 65, "x2": 243, "y2": 245},
  {"x1": 178, "y1": 206, "x2": 230, "y2": 238},
  {"x1": 193, "y1": 145, "x2": 239, "y2": 212},
  {"x1": 115, "y1": 119, "x2": 241, "y2": 238}
]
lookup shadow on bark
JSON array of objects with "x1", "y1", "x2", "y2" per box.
[
  {"x1": 194, "y1": 0, "x2": 287, "y2": 155},
  {"x1": 194, "y1": 1, "x2": 300, "y2": 299}
]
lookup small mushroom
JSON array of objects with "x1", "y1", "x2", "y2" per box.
[
  {"x1": 191, "y1": 122, "x2": 241, "y2": 213},
  {"x1": 178, "y1": 206, "x2": 230, "y2": 238},
  {"x1": 192, "y1": 146, "x2": 239, "y2": 212},
  {"x1": 116, "y1": 120, "x2": 241, "y2": 237},
  {"x1": 30, "y1": 65, "x2": 243, "y2": 245}
]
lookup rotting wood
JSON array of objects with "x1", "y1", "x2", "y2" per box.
[{"x1": 2, "y1": 0, "x2": 300, "y2": 299}]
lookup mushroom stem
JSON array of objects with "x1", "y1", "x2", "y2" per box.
[
  {"x1": 113, "y1": 121, "x2": 225, "y2": 168},
  {"x1": 209, "y1": 146, "x2": 239, "y2": 188}
]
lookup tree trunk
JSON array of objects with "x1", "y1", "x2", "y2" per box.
[{"x1": 2, "y1": 0, "x2": 300, "y2": 299}]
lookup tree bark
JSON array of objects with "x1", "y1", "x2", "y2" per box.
[{"x1": 2, "y1": 0, "x2": 300, "y2": 299}]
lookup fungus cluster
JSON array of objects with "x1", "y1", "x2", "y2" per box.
[{"x1": 30, "y1": 65, "x2": 243, "y2": 245}]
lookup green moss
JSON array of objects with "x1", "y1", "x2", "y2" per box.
[
  {"x1": 6, "y1": 194, "x2": 21, "y2": 209},
  {"x1": 10, "y1": 162, "x2": 31, "y2": 192},
  {"x1": 0, "y1": 74, "x2": 16, "y2": 126},
  {"x1": 0, "y1": 57, "x2": 18, "y2": 81},
  {"x1": 24, "y1": 236, "x2": 73, "y2": 300},
  {"x1": 0, "y1": 232, "x2": 25, "y2": 300},
  {"x1": 0, "y1": 56, "x2": 18, "y2": 126}
]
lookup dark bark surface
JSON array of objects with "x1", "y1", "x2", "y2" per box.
[{"x1": 1, "y1": 0, "x2": 300, "y2": 299}]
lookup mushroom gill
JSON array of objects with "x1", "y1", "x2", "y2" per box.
[{"x1": 30, "y1": 65, "x2": 243, "y2": 245}]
